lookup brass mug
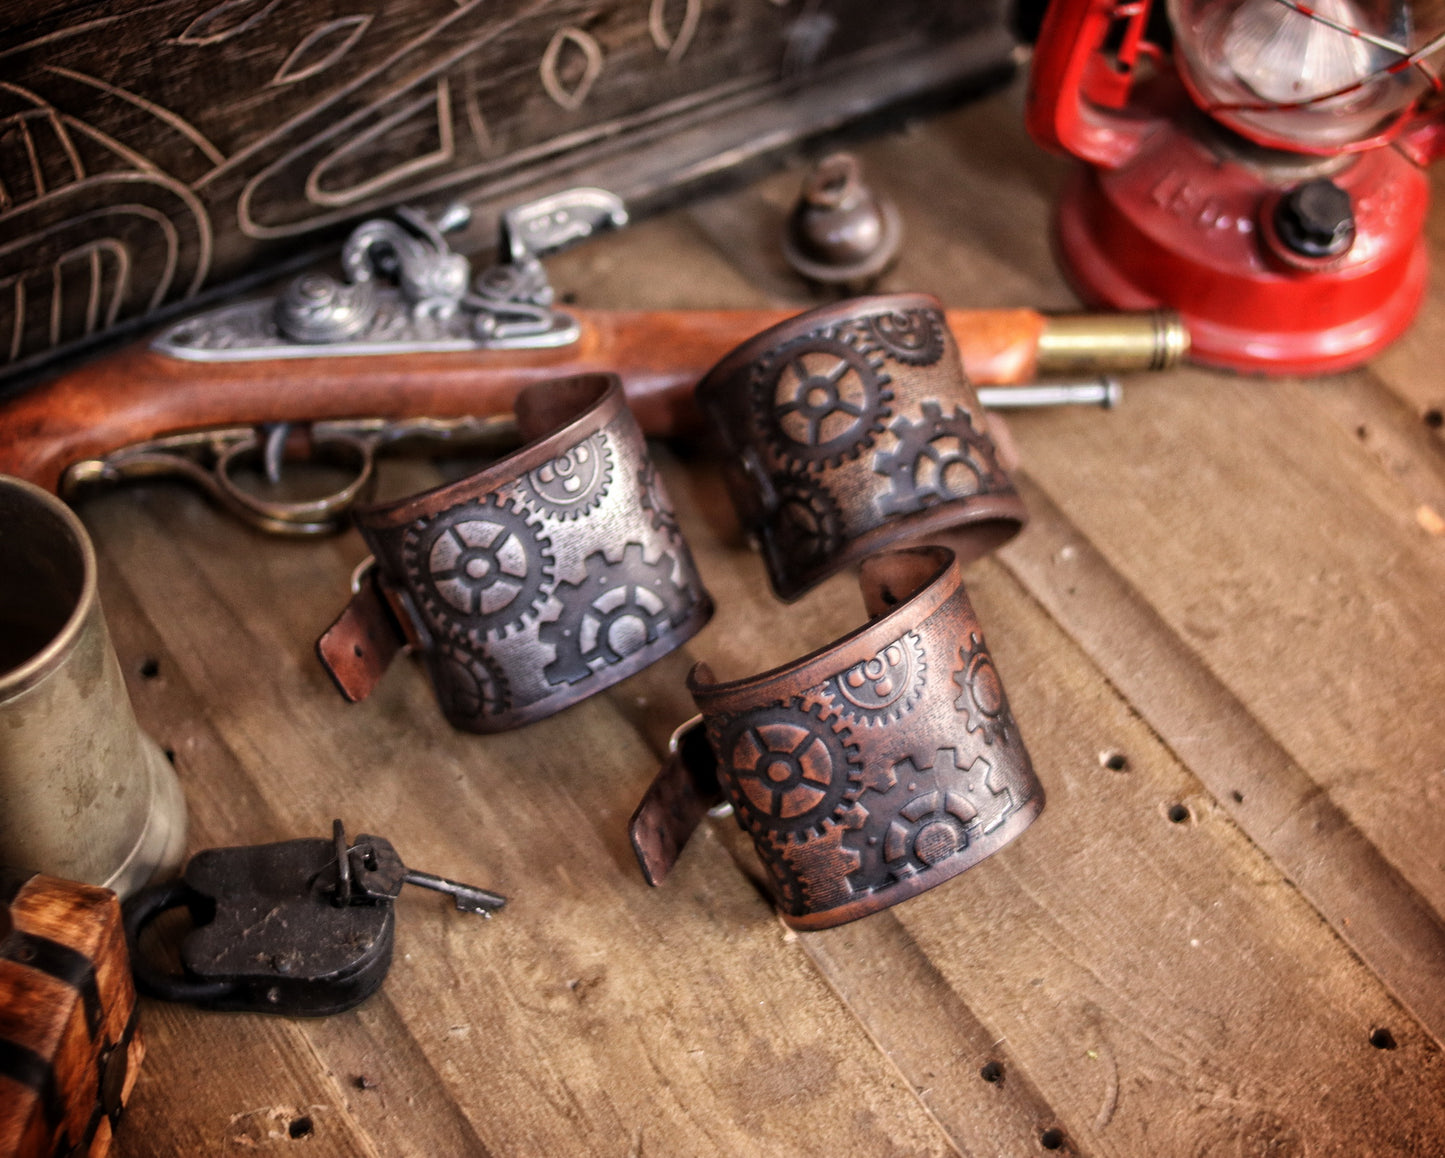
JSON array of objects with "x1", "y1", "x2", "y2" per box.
[{"x1": 0, "y1": 476, "x2": 187, "y2": 897}]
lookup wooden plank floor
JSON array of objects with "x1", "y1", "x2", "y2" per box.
[{"x1": 82, "y1": 79, "x2": 1445, "y2": 1155}]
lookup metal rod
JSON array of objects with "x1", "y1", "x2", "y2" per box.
[{"x1": 978, "y1": 376, "x2": 1122, "y2": 410}]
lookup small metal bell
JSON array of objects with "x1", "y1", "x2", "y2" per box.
[{"x1": 782, "y1": 153, "x2": 902, "y2": 289}]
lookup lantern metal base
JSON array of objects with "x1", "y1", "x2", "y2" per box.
[{"x1": 1050, "y1": 128, "x2": 1430, "y2": 376}]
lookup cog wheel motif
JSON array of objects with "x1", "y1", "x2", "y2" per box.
[
  {"x1": 864, "y1": 308, "x2": 946, "y2": 366},
  {"x1": 953, "y1": 632, "x2": 1011, "y2": 746},
  {"x1": 872, "y1": 401, "x2": 1003, "y2": 517},
  {"x1": 714, "y1": 699, "x2": 880, "y2": 841},
  {"x1": 884, "y1": 748, "x2": 1011, "y2": 873},
  {"x1": 520, "y1": 432, "x2": 613, "y2": 520},
  {"x1": 821, "y1": 631, "x2": 927, "y2": 727},
  {"x1": 636, "y1": 459, "x2": 681, "y2": 538},
  {"x1": 538, "y1": 542, "x2": 693, "y2": 686},
  {"x1": 402, "y1": 494, "x2": 555, "y2": 643},
  {"x1": 754, "y1": 334, "x2": 892, "y2": 470},
  {"x1": 434, "y1": 645, "x2": 510, "y2": 723},
  {"x1": 768, "y1": 473, "x2": 845, "y2": 574}
]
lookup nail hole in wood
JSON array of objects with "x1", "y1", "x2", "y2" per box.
[
  {"x1": 1099, "y1": 749, "x2": 1128, "y2": 772},
  {"x1": 1231, "y1": 790, "x2": 1244, "y2": 804},
  {"x1": 1370, "y1": 1027, "x2": 1397, "y2": 1050},
  {"x1": 1166, "y1": 803, "x2": 1190, "y2": 824},
  {"x1": 1040, "y1": 1127, "x2": 1065, "y2": 1150},
  {"x1": 288, "y1": 1115, "x2": 314, "y2": 1139},
  {"x1": 980, "y1": 1060, "x2": 1003, "y2": 1083}
]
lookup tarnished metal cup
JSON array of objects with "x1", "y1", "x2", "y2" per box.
[{"x1": 0, "y1": 476, "x2": 187, "y2": 897}]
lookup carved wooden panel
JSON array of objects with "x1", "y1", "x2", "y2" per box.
[{"x1": 0, "y1": 0, "x2": 1013, "y2": 384}]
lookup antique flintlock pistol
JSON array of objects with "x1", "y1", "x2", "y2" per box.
[{"x1": 0, "y1": 189, "x2": 1188, "y2": 534}]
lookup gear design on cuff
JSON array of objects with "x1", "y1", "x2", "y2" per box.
[
  {"x1": 767, "y1": 473, "x2": 845, "y2": 577},
  {"x1": 953, "y1": 632, "x2": 1011, "y2": 746},
  {"x1": 872, "y1": 401, "x2": 1003, "y2": 517},
  {"x1": 861, "y1": 307, "x2": 946, "y2": 367},
  {"x1": 435, "y1": 645, "x2": 511, "y2": 723},
  {"x1": 402, "y1": 494, "x2": 555, "y2": 644},
  {"x1": 538, "y1": 542, "x2": 693, "y2": 686},
  {"x1": 520, "y1": 432, "x2": 613, "y2": 520},
  {"x1": 820, "y1": 630, "x2": 927, "y2": 727},
  {"x1": 884, "y1": 748, "x2": 1011, "y2": 875},
  {"x1": 754, "y1": 333, "x2": 892, "y2": 470},
  {"x1": 713, "y1": 699, "x2": 892, "y2": 841},
  {"x1": 636, "y1": 459, "x2": 681, "y2": 539}
]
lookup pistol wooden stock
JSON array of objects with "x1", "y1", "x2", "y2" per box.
[{"x1": 0, "y1": 306, "x2": 1181, "y2": 494}]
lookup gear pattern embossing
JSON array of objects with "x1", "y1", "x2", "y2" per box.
[
  {"x1": 883, "y1": 748, "x2": 1012, "y2": 875},
  {"x1": 864, "y1": 308, "x2": 946, "y2": 366},
  {"x1": 953, "y1": 632, "x2": 1011, "y2": 746},
  {"x1": 872, "y1": 401, "x2": 1004, "y2": 517},
  {"x1": 636, "y1": 459, "x2": 681, "y2": 538},
  {"x1": 769, "y1": 474, "x2": 845, "y2": 576},
  {"x1": 538, "y1": 542, "x2": 693, "y2": 686},
  {"x1": 435, "y1": 645, "x2": 510, "y2": 722},
  {"x1": 754, "y1": 333, "x2": 893, "y2": 470},
  {"x1": 402, "y1": 494, "x2": 555, "y2": 644},
  {"x1": 713, "y1": 699, "x2": 895, "y2": 842},
  {"x1": 821, "y1": 631, "x2": 927, "y2": 726},
  {"x1": 520, "y1": 432, "x2": 613, "y2": 520}
]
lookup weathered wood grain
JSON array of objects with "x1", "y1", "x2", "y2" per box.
[{"x1": 44, "y1": 77, "x2": 1445, "y2": 1156}]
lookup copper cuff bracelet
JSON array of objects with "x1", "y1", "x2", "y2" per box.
[
  {"x1": 695, "y1": 293, "x2": 1027, "y2": 601},
  {"x1": 318, "y1": 374, "x2": 713, "y2": 733},
  {"x1": 629, "y1": 546, "x2": 1043, "y2": 929}
]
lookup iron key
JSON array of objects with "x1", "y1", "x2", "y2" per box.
[{"x1": 336, "y1": 821, "x2": 506, "y2": 916}]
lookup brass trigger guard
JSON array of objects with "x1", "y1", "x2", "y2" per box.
[{"x1": 61, "y1": 416, "x2": 518, "y2": 536}]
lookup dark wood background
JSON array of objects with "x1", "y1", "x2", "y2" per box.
[{"x1": 0, "y1": 0, "x2": 1012, "y2": 385}]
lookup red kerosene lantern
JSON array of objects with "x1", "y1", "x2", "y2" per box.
[{"x1": 1026, "y1": 0, "x2": 1445, "y2": 373}]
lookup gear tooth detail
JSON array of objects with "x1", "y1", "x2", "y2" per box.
[
  {"x1": 953, "y1": 632, "x2": 1012, "y2": 746},
  {"x1": 636, "y1": 459, "x2": 682, "y2": 538},
  {"x1": 768, "y1": 473, "x2": 845, "y2": 576},
  {"x1": 712, "y1": 697, "x2": 867, "y2": 843},
  {"x1": 519, "y1": 432, "x2": 613, "y2": 520},
  {"x1": 865, "y1": 308, "x2": 947, "y2": 366},
  {"x1": 401, "y1": 493, "x2": 555, "y2": 645},
  {"x1": 820, "y1": 630, "x2": 927, "y2": 727},
  {"x1": 880, "y1": 747, "x2": 1012, "y2": 874},
  {"x1": 872, "y1": 402, "x2": 1004, "y2": 517},
  {"x1": 537, "y1": 542, "x2": 693, "y2": 686},
  {"x1": 752, "y1": 327, "x2": 893, "y2": 471},
  {"x1": 433, "y1": 645, "x2": 511, "y2": 723}
]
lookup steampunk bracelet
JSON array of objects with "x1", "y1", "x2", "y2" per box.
[
  {"x1": 629, "y1": 546, "x2": 1043, "y2": 930},
  {"x1": 318, "y1": 374, "x2": 713, "y2": 733},
  {"x1": 695, "y1": 293, "x2": 1027, "y2": 600}
]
